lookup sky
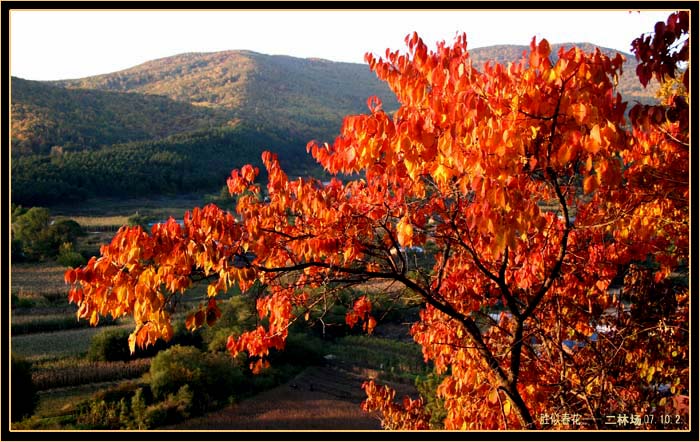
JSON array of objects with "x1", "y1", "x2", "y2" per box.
[{"x1": 10, "y1": 8, "x2": 677, "y2": 81}]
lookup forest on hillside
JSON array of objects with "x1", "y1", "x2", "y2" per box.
[{"x1": 11, "y1": 125, "x2": 321, "y2": 206}]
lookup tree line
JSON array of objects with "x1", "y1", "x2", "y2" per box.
[{"x1": 11, "y1": 125, "x2": 322, "y2": 207}]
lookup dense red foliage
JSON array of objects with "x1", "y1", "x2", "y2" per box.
[{"x1": 67, "y1": 13, "x2": 689, "y2": 430}]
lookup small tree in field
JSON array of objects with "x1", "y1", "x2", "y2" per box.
[{"x1": 66, "y1": 14, "x2": 689, "y2": 430}]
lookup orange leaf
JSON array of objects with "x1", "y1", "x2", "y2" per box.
[
  {"x1": 366, "y1": 316, "x2": 377, "y2": 335},
  {"x1": 488, "y1": 390, "x2": 499, "y2": 404},
  {"x1": 396, "y1": 216, "x2": 414, "y2": 247},
  {"x1": 185, "y1": 313, "x2": 196, "y2": 331},
  {"x1": 557, "y1": 145, "x2": 574, "y2": 164},
  {"x1": 589, "y1": 124, "x2": 601, "y2": 144},
  {"x1": 583, "y1": 174, "x2": 599, "y2": 194},
  {"x1": 346, "y1": 311, "x2": 360, "y2": 328},
  {"x1": 128, "y1": 333, "x2": 137, "y2": 354},
  {"x1": 194, "y1": 310, "x2": 206, "y2": 328},
  {"x1": 538, "y1": 39, "x2": 551, "y2": 59},
  {"x1": 584, "y1": 125, "x2": 601, "y2": 153},
  {"x1": 64, "y1": 268, "x2": 76, "y2": 284}
]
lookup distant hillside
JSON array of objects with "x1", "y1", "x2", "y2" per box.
[
  {"x1": 13, "y1": 44, "x2": 657, "y2": 159},
  {"x1": 11, "y1": 43, "x2": 659, "y2": 207},
  {"x1": 53, "y1": 50, "x2": 401, "y2": 142},
  {"x1": 10, "y1": 77, "x2": 231, "y2": 156}
]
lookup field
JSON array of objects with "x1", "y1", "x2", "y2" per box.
[
  {"x1": 166, "y1": 365, "x2": 385, "y2": 430},
  {"x1": 49, "y1": 193, "x2": 214, "y2": 218},
  {"x1": 164, "y1": 345, "x2": 422, "y2": 430},
  {"x1": 10, "y1": 202, "x2": 430, "y2": 431}
]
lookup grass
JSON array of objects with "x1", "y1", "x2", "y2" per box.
[
  {"x1": 11, "y1": 262, "x2": 70, "y2": 297},
  {"x1": 63, "y1": 215, "x2": 130, "y2": 228},
  {"x1": 11, "y1": 324, "x2": 133, "y2": 362},
  {"x1": 165, "y1": 365, "x2": 382, "y2": 430},
  {"x1": 34, "y1": 381, "x2": 128, "y2": 418},
  {"x1": 49, "y1": 193, "x2": 209, "y2": 218},
  {"x1": 11, "y1": 313, "x2": 120, "y2": 335},
  {"x1": 328, "y1": 334, "x2": 429, "y2": 384}
]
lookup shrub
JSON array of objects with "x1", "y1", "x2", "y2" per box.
[
  {"x1": 11, "y1": 239, "x2": 25, "y2": 262},
  {"x1": 11, "y1": 295, "x2": 35, "y2": 310},
  {"x1": 12, "y1": 207, "x2": 53, "y2": 260},
  {"x1": 11, "y1": 355, "x2": 38, "y2": 422},
  {"x1": 171, "y1": 320, "x2": 204, "y2": 350},
  {"x1": 149, "y1": 345, "x2": 243, "y2": 415},
  {"x1": 56, "y1": 242, "x2": 86, "y2": 267},
  {"x1": 415, "y1": 371, "x2": 448, "y2": 429},
  {"x1": 75, "y1": 399, "x2": 122, "y2": 429},
  {"x1": 49, "y1": 219, "x2": 85, "y2": 242},
  {"x1": 87, "y1": 324, "x2": 203, "y2": 362},
  {"x1": 91, "y1": 380, "x2": 150, "y2": 404},
  {"x1": 12, "y1": 208, "x2": 85, "y2": 261},
  {"x1": 130, "y1": 388, "x2": 148, "y2": 430},
  {"x1": 143, "y1": 399, "x2": 185, "y2": 429},
  {"x1": 73, "y1": 382, "x2": 151, "y2": 430},
  {"x1": 87, "y1": 328, "x2": 132, "y2": 362},
  {"x1": 201, "y1": 295, "x2": 256, "y2": 351}
]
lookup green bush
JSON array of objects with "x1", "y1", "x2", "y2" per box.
[
  {"x1": 11, "y1": 208, "x2": 85, "y2": 261},
  {"x1": 50, "y1": 219, "x2": 85, "y2": 240},
  {"x1": 87, "y1": 328, "x2": 132, "y2": 362},
  {"x1": 201, "y1": 295, "x2": 256, "y2": 351},
  {"x1": 91, "y1": 380, "x2": 149, "y2": 404},
  {"x1": 56, "y1": 242, "x2": 87, "y2": 267},
  {"x1": 75, "y1": 399, "x2": 122, "y2": 429},
  {"x1": 11, "y1": 239, "x2": 25, "y2": 262},
  {"x1": 142, "y1": 400, "x2": 182, "y2": 428},
  {"x1": 11, "y1": 295, "x2": 36, "y2": 310},
  {"x1": 171, "y1": 320, "x2": 204, "y2": 349},
  {"x1": 130, "y1": 387, "x2": 148, "y2": 430},
  {"x1": 73, "y1": 382, "x2": 151, "y2": 430},
  {"x1": 149, "y1": 345, "x2": 243, "y2": 414},
  {"x1": 415, "y1": 371, "x2": 448, "y2": 429},
  {"x1": 11, "y1": 355, "x2": 38, "y2": 422},
  {"x1": 12, "y1": 207, "x2": 53, "y2": 260},
  {"x1": 87, "y1": 323, "x2": 203, "y2": 362}
]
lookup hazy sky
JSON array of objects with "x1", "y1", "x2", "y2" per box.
[{"x1": 10, "y1": 8, "x2": 676, "y2": 81}]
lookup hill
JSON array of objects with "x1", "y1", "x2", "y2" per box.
[
  {"x1": 10, "y1": 43, "x2": 659, "y2": 207},
  {"x1": 10, "y1": 77, "x2": 232, "y2": 156},
  {"x1": 11, "y1": 51, "x2": 402, "y2": 206},
  {"x1": 52, "y1": 50, "x2": 401, "y2": 142}
]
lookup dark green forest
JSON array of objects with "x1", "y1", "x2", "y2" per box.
[{"x1": 11, "y1": 125, "x2": 319, "y2": 206}]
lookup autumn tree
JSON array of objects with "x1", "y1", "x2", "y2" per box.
[{"x1": 66, "y1": 15, "x2": 689, "y2": 430}]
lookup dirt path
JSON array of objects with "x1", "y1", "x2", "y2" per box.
[{"x1": 163, "y1": 365, "x2": 393, "y2": 430}]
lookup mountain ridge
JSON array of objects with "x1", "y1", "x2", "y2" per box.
[
  {"x1": 13, "y1": 41, "x2": 656, "y2": 158},
  {"x1": 10, "y1": 42, "x2": 658, "y2": 207}
]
